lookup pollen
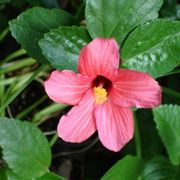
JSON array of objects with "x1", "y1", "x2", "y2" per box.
[{"x1": 93, "y1": 87, "x2": 107, "y2": 104}]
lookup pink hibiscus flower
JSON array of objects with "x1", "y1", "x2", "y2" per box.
[{"x1": 44, "y1": 38, "x2": 161, "y2": 152}]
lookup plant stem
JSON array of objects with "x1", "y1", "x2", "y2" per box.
[
  {"x1": 0, "y1": 27, "x2": 9, "y2": 42},
  {"x1": 2, "y1": 73, "x2": 32, "y2": 103},
  {"x1": 0, "y1": 74, "x2": 5, "y2": 116},
  {"x1": 44, "y1": 130, "x2": 57, "y2": 136},
  {"x1": 0, "y1": 58, "x2": 36, "y2": 73},
  {"x1": 0, "y1": 73, "x2": 32, "y2": 86},
  {"x1": 32, "y1": 103, "x2": 67, "y2": 124},
  {"x1": 0, "y1": 64, "x2": 46, "y2": 113},
  {"x1": 7, "y1": 106, "x2": 13, "y2": 118},
  {"x1": 134, "y1": 111, "x2": 142, "y2": 159},
  {"x1": 53, "y1": 137, "x2": 99, "y2": 158},
  {"x1": 50, "y1": 134, "x2": 58, "y2": 147},
  {"x1": 0, "y1": 49, "x2": 27, "y2": 65},
  {"x1": 15, "y1": 95, "x2": 47, "y2": 119},
  {"x1": 163, "y1": 87, "x2": 180, "y2": 99}
]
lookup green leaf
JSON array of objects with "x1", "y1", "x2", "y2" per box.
[
  {"x1": 85, "y1": 0, "x2": 163, "y2": 44},
  {"x1": 101, "y1": 155, "x2": 144, "y2": 180},
  {"x1": 0, "y1": 118, "x2": 51, "y2": 178},
  {"x1": 39, "y1": 26, "x2": 91, "y2": 71},
  {"x1": 37, "y1": 172, "x2": 65, "y2": 180},
  {"x1": 121, "y1": 19, "x2": 180, "y2": 78},
  {"x1": 9, "y1": 7, "x2": 77, "y2": 64},
  {"x1": 1, "y1": 169, "x2": 30, "y2": 180},
  {"x1": 0, "y1": 169, "x2": 64, "y2": 180},
  {"x1": 153, "y1": 104, "x2": 180, "y2": 165},
  {"x1": 0, "y1": 168, "x2": 7, "y2": 180},
  {"x1": 141, "y1": 156, "x2": 180, "y2": 180}
]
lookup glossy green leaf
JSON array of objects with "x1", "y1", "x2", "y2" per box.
[
  {"x1": 0, "y1": 168, "x2": 7, "y2": 180},
  {"x1": 0, "y1": 118, "x2": 51, "y2": 178},
  {"x1": 0, "y1": 169, "x2": 64, "y2": 180},
  {"x1": 121, "y1": 19, "x2": 180, "y2": 78},
  {"x1": 39, "y1": 26, "x2": 91, "y2": 71},
  {"x1": 101, "y1": 155, "x2": 144, "y2": 180},
  {"x1": 153, "y1": 104, "x2": 180, "y2": 165},
  {"x1": 1, "y1": 169, "x2": 30, "y2": 180},
  {"x1": 37, "y1": 172, "x2": 65, "y2": 180},
  {"x1": 141, "y1": 156, "x2": 180, "y2": 180},
  {"x1": 85, "y1": 0, "x2": 163, "y2": 44},
  {"x1": 9, "y1": 7, "x2": 77, "y2": 64}
]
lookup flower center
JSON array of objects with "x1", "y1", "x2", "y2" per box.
[
  {"x1": 92, "y1": 76, "x2": 112, "y2": 104},
  {"x1": 93, "y1": 87, "x2": 107, "y2": 104}
]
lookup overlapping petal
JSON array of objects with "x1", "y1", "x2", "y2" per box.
[
  {"x1": 95, "y1": 99, "x2": 134, "y2": 152},
  {"x1": 78, "y1": 38, "x2": 119, "y2": 81},
  {"x1": 110, "y1": 69, "x2": 161, "y2": 108},
  {"x1": 44, "y1": 70, "x2": 93, "y2": 105},
  {"x1": 57, "y1": 90, "x2": 96, "y2": 143}
]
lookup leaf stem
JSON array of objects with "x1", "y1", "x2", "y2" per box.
[
  {"x1": 0, "y1": 64, "x2": 46, "y2": 113},
  {"x1": 134, "y1": 111, "x2": 142, "y2": 159}
]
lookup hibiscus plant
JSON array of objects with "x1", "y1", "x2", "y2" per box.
[{"x1": 0, "y1": 0, "x2": 180, "y2": 179}]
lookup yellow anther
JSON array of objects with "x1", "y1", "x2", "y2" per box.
[{"x1": 93, "y1": 87, "x2": 107, "y2": 104}]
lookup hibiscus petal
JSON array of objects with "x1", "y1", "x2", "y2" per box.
[
  {"x1": 44, "y1": 70, "x2": 93, "y2": 105},
  {"x1": 110, "y1": 69, "x2": 162, "y2": 108},
  {"x1": 78, "y1": 38, "x2": 119, "y2": 81},
  {"x1": 95, "y1": 100, "x2": 134, "y2": 152},
  {"x1": 58, "y1": 90, "x2": 96, "y2": 143}
]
